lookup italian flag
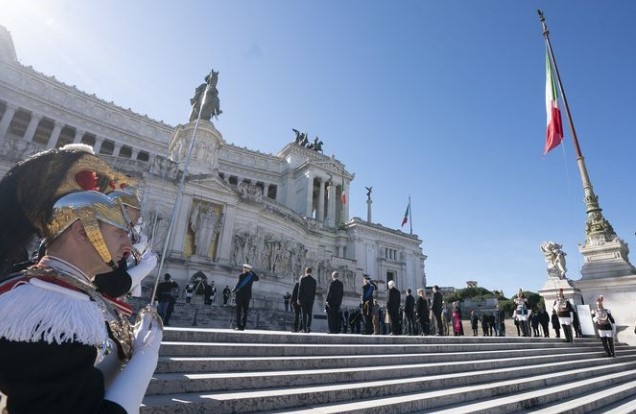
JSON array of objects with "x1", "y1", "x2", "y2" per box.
[
  {"x1": 401, "y1": 200, "x2": 410, "y2": 227},
  {"x1": 340, "y1": 178, "x2": 346, "y2": 205},
  {"x1": 544, "y1": 50, "x2": 564, "y2": 155}
]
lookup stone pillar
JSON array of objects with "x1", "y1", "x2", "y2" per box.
[
  {"x1": 366, "y1": 198, "x2": 372, "y2": 224},
  {"x1": 0, "y1": 104, "x2": 17, "y2": 138},
  {"x1": 327, "y1": 181, "x2": 336, "y2": 227},
  {"x1": 73, "y1": 128, "x2": 85, "y2": 143},
  {"x1": 217, "y1": 205, "x2": 236, "y2": 266},
  {"x1": 317, "y1": 178, "x2": 325, "y2": 222},
  {"x1": 264, "y1": 183, "x2": 270, "y2": 199},
  {"x1": 23, "y1": 114, "x2": 41, "y2": 142},
  {"x1": 46, "y1": 122, "x2": 63, "y2": 149},
  {"x1": 305, "y1": 172, "x2": 313, "y2": 217},
  {"x1": 94, "y1": 137, "x2": 104, "y2": 153}
]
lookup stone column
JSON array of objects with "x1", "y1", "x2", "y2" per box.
[
  {"x1": 73, "y1": 128, "x2": 85, "y2": 143},
  {"x1": 46, "y1": 122, "x2": 63, "y2": 149},
  {"x1": 317, "y1": 177, "x2": 325, "y2": 222},
  {"x1": 23, "y1": 114, "x2": 42, "y2": 142},
  {"x1": 0, "y1": 104, "x2": 17, "y2": 138},
  {"x1": 327, "y1": 181, "x2": 336, "y2": 227},
  {"x1": 305, "y1": 172, "x2": 313, "y2": 217},
  {"x1": 131, "y1": 149, "x2": 139, "y2": 160},
  {"x1": 217, "y1": 205, "x2": 236, "y2": 266},
  {"x1": 264, "y1": 183, "x2": 270, "y2": 199},
  {"x1": 94, "y1": 137, "x2": 105, "y2": 153}
]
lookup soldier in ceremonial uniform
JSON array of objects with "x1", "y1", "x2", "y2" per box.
[
  {"x1": 553, "y1": 288, "x2": 574, "y2": 343},
  {"x1": 591, "y1": 295, "x2": 616, "y2": 357},
  {"x1": 93, "y1": 185, "x2": 158, "y2": 299},
  {"x1": 0, "y1": 148, "x2": 162, "y2": 414}
]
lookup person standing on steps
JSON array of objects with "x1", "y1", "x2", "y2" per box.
[
  {"x1": 223, "y1": 285, "x2": 231, "y2": 305},
  {"x1": 386, "y1": 280, "x2": 401, "y2": 335},
  {"x1": 591, "y1": 295, "x2": 616, "y2": 357},
  {"x1": 361, "y1": 275, "x2": 377, "y2": 335},
  {"x1": 431, "y1": 285, "x2": 444, "y2": 336},
  {"x1": 156, "y1": 273, "x2": 178, "y2": 326},
  {"x1": 325, "y1": 271, "x2": 343, "y2": 334},
  {"x1": 290, "y1": 277, "x2": 302, "y2": 332},
  {"x1": 553, "y1": 288, "x2": 574, "y2": 342},
  {"x1": 297, "y1": 267, "x2": 317, "y2": 333},
  {"x1": 416, "y1": 288, "x2": 430, "y2": 336},
  {"x1": 232, "y1": 264, "x2": 259, "y2": 331}
]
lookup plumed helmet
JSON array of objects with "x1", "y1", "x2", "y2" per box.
[
  {"x1": 46, "y1": 191, "x2": 129, "y2": 269},
  {"x1": 0, "y1": 147, "x2": 132, "y2": 269},
  {"x1": 107, "y1": 185, "x2": 142, "y2": 230}
]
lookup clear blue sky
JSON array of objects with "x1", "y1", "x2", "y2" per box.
[{"x1": 3, "y1": 0, "x2": 635, "y2": 298}]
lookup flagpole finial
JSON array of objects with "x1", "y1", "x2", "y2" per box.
[{"x1": 537, "y1": 9, "x2": 549, "y2": 37}]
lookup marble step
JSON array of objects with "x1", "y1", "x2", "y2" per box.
[
  {"x1": 587, "y1": 387, "x2": 636, "y2": 414},
  {"x1": 527, "y1": 379, "x2": 636, "y2": 414},
  {"x1": 155, "y1": 345, "x2": 616, "y2": 374},
  {"x1": 147, "y1": 352, "x2": 636, "y2": 395},
  {"x1": 159, "y1": 338, "x2": 601, "y2": 358},
  {"x1": 141, "y1": 357, "x2": 636, "y2": 413},
  {"x1": 277, "y1": 366, "x2": 636, "y2": 414},
  {"x1": 161, "y1": 327, "x2": 588, "y2": 345}
]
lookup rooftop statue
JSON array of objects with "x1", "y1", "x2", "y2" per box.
[
  {"x1": 189, "y1": 70, "x2": 222, "y2": 122},
  {"x1": 292, "y1": 129, "x2": 323, "y2": 153}
]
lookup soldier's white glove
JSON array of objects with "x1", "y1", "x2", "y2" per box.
[
  {"x1": 127, "y1": 249, "x2": 158, "y2": 297},
  {"x1": 105, "y1": 308, "x2": 162, "y2": 413}
]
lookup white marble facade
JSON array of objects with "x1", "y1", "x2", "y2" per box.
[{"x1": 0, "y1": 27, "x2": 426, "y2": 310}]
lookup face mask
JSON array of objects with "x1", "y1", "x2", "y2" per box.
[{"x1": 93, "y1": 258, "x2": 132, "y2": 298}]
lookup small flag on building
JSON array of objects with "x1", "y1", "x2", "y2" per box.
[
  {"x1": 340, "y1": 176, "x2": 346, "y2": 205},
  {"x1": 544, "y1": 50, "x2": 564, "y2": 155},
  {"x1": 401, "y1": 200, "x2": 410, "y2": 227}
]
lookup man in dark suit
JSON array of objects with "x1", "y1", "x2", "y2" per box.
[
  {"x1": 297, "y1": 267, "x2": 317, "y2": 333},
  {"x1": 404, "y1": 288, "x2": 416, "y2": 335},
  {"x1": 432, "y1": 285, "x2": 444, "y2": 336},
  {"x1": 232, "y1": 264, "x2": 259, "y2": 331},
  {"x1": 386, "y1": 280, "x2": 401, "y2": 335},
  {"x1": 325, "y1": 271, "x2": 344, "y2": 334},
  {"x1": 290, "y1": 277, "x2": 301, "y2": 332}
]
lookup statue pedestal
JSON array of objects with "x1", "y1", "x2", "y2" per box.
[
  {"x1": 539, "y1": 278, "x2": 583, "y2": 308},
  {"x1": 578, "y1": 236, "x2": 635, "y2": 280},
  {"x1": 573, "y1": 274, "x2": 636, "y2": 346},
  {"x1": 169, "y1": 120, "x2": 224, "y2": 175}
]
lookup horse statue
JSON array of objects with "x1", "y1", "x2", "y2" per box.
[
  {"x1": 312, "y1": 137, "x2": 323, "y2": 153},
  {"x1": 189, "y1": 70, "x2": 222, "y2": 122}
]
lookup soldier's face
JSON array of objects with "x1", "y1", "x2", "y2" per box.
[{"x1": 100, "y1": 222, "x2": 133, "y2": 269}]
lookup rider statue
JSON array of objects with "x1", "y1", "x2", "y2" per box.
[{"x1": 189, "y1": 70, "x2": 222, "y2": 122}]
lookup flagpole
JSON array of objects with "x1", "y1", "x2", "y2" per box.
[
  {"x1": 409, "y1": 195, "x2": 413, "y2": 235},
  {"x1": 537, "y1": 10, "x2": 615, "y2": 240},
  {"x1": 150, "y1": 71, "x2": 216, "y2": 305}
]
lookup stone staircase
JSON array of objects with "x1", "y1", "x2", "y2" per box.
[{"x1": 141, "y1": 328, "x2": 636, "y2": 413}]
